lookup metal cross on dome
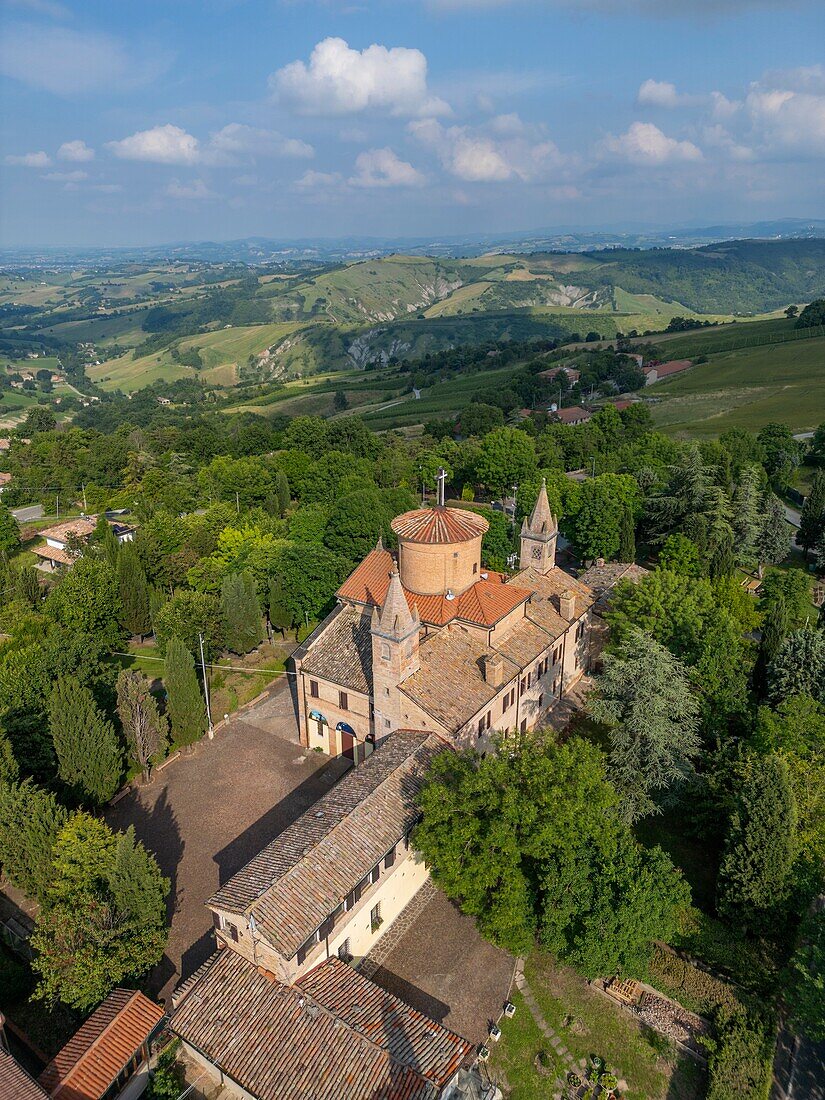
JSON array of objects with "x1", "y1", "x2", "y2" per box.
[{"x1": 436, "y1": 467, "x2": 447, "y2": 508}]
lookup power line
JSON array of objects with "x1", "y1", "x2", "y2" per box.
[{"x1": 111, "y1": 652, "x2": 296, "y2": 676}]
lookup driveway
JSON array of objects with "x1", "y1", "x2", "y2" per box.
[
  {"x1": 364, "y1": 884, "x2": 516, "y2": 1045},
  {"x1": 106, "y1": 682, "x2": 349, "y2": 1004}
]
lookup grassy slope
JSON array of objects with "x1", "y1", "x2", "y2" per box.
[{"x1": 650, "y1": 331, "x2": 825, "y2": 436}]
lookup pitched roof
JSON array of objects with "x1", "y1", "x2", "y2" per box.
[
  {"x1": 374, "y1": 570, "x2": 418, "y2": 640},
  {"x1": 207, "y1": 730, "x2": 445, "y2": 957},
  {"x1": 653, "y1": 359, "x2": 692, "y2": 378},
  {"x1": 301, "y1": 608, "x2": 373, "y2": 694},
  {"x1": 38, "y1": 989, "x2": 163, "y2": 1100},
  {"x1": 38, "y1": 517, "x2": 97, "y2": 543},
  {"x1": 522, "y1": 478, "x2": 557, "y2": 537},
  {"x1": 510, "y1": 566, "x2": 596, "y2": 639},
  {"x1": 0, "y1": 472, "x2": 11, "y2": 486},
  {"x1": 0, "y1": 1049, "x2": 49, "y2": 1100},
  {"x1": 337, "y1": 548, "x2": 530, "y2": 629},
  {"x1": 552, "y1": 406, "x2": 591, "y2": 424},
  {"x1": 401, "y1": 627, "x2": 520, "y2": 731},
  {"x1": 171, "y1": 951, "x2": 471, "y2": 1100},
  {"x1": 391, "y1": 506, "x2": 488, "y2": 545},
  {"x1": 31, "y1": 544, "x2": 74, "y2": 566},
  {"x1": 577, "y1": 561, "x2": 649, "y2": 612}
]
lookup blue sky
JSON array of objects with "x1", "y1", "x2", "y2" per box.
[{"x1": 1, "y1": 0, "x2": 823, "y2": 246}]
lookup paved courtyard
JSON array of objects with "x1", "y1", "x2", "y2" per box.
[
  {"x1": 364, "y1": 883, "x2": 516, "y2": 1045},
  {"x1": 106, "y1": 681, "x2": 348, "y2": 1004}
]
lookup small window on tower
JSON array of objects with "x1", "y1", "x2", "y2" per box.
[
  {"x1": 381, "y1": 642, "x2": 390, "y2": 661},
  {"x1": 473, "y1": 562, "x2": 478, "y2": 574},
  {"x1": 309, "y1": 680, "x2": 319, "y2": 699}
]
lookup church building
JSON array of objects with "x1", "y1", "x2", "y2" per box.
[{"x1": 292, "y1": 479, "x2": 596, "y2": 763}]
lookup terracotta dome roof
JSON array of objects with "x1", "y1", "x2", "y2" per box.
[{"x1": 391, "y1": 506, "x2": 489, "y2": 545}]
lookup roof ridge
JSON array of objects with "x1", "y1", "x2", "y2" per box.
[
  {"x1": 248, "y1": 732, "x2": 431, "y2": 922},
  {"x1": 298, "y1": 959, "x2": 463, "y2": 1088}
]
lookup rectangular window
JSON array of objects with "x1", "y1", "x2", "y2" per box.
[
  {"x1": 520, "y1": 676, "x2": 527, "y2": 692},
  {"x1": 212, "y1": 911, "x2": 223, "y2": 930},
  {"x1": 338, "y1": 939, "x2": 352, "y2": 962},
  {"x1": 520, "y1": 718, "x2": 528, "y2": 733},
  {"x1": 310, "y1": 680, "x2": 319, "y2": 699},
  {"x1": 538, "y1": 693, "x2": 544, "y2": 709},
  {"x1": 369, "y1": 865, "x2": 380, "y2": 885},
  {"x1": 339, "y1": 691, "x2": 348, "y2": 710},
  {"x1": 384, "y1": 846, "x2": 396, "y2": 870},
  {"x1": 381, "y1": 642, "x2": 390, "y2": 660},
  {"x1": 370, "y1": 903, "x2": 382, "y2": 929},
  {"x1": 228, "y1": 923, "x2": 238, "y2": 943},
  {"x1": 478, "y1": 718, "x2": 485, "y2": 738}
]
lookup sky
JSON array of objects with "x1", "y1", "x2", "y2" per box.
[{"x1": 0, "y1": 0, "x2": 824, "y2": 246}]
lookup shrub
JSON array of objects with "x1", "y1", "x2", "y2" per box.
[
  {"x1": 647, "y1": 945, "x2": 742, "y2": 1016},
  {"x1": 704, "y1": 1005, "x2": 773, "y2": 1100}
]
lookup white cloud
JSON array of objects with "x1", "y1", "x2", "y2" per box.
[
  {"x1": 58, "y1": 140, "x2": 94, "y2": 162},
  {"x1": 295, "y1": 169, "x2": 343, "y2": 189},
  {"x1": 272, "y1": 37, "x2": 450, "y2": 117},
  {"x1": 701, "y1": 124, "x2": 753, "y2": 160},
  {"x1": 602, "y1": 121, "x2": 702, "y2": 163},
  {"x1": 349, "y1": 148, "x2": 426, "y2": 188},
  {"x1": 42, "y1": 169, "x2": 88, "y2": 181},
  {"x1": 207, "y1": 124, "x2": 314, "y2": 161},
  {"x1": 107, "y1": 125, "x2": 200, "y2": 165},
  {"x1": 746, "y1": 83, "x2": 825, "y2": 153},
  {"x1": 165, "y1": 178, "x2": 217, "y2": 200},
  {"x1": 638, "y1": 79, "x2": 692, "y2": 108},
  {"x1": 90, "y1": 183, "x2": 122, "y2": 193},
  {"x1": 4, "y1": 150, "x2": 51, "y2": 167},
  {"x1": 410, "y1": 117, "x2": 564, "y2": 182},
  {"x1": 489, "y1": 112, "x2": 526, "y2": 135},
  {"x1": 0, "y1": 23, "x2": 169, "y2": 95}
]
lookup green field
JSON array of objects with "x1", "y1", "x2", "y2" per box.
[{"x1": 650, "y1": 332, "x2": 825, "y2": 436}]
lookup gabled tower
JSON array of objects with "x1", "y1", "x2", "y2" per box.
[
  {"x1": 519, "y1": 478, "x2": 558, "y2": 573},
  {"x1": 371, "y1": 570, "x2": 420, "y2": 739}
]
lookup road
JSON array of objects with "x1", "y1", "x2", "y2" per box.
[
  {"x1": 10, "y1": 504, "x2": 44, "y2": 523},
  {"x1": 782, "y1": 503, "x2": 801, "y2": 529}
]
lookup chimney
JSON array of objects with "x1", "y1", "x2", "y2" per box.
[
  {"x1": 483, "y1": 653, "x2": 506, "y2": 688},
  {"x1": 559, "y1": 590, "x2": 576, "y2": 621}
]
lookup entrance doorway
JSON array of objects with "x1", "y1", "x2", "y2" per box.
[{"x1": 337, "y1": 721, "x2": 357, "y2": 762}]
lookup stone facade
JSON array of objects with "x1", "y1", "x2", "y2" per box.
[{"x1": 292, "y1": 483, "x2": 597, "y2": 761}]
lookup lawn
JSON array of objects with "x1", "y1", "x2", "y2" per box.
[
  {"x1": 650, "y1": 332, "x2": 825, "y2": 437},
  {"x1": 487, "y1": 988, "x2": 566, "y2": 1099},
  {"x1": 522, "y1": 953, "x2": 706, "y2": 1100}
]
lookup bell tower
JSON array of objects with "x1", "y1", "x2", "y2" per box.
[
  {"x1": 371, "y1": 570, "x2": 420, "y2": 739},
  {"x1": 519, "y1": 478, "x2": 558, "y2": 574}
]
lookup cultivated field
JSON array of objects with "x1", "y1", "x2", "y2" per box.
[{"x1": 650, "y1": 333, "x2": 825, "y2": 436}]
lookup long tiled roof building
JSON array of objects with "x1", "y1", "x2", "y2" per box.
[{"x1": 292, "y1": 480, "x2": 596, "y2": 762}]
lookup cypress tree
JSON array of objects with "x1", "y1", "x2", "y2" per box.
[
  {"x1": 767, "y1": 628, "x2": 825, "y2": 704},
  {"x1": 0, "y1": 502, "x2": 20, "y2": 554},
  {"x1": 92, "y1": 514, "x2": 120, "y2": 568},
  {"x1": 731, "y1": 465, "x2": 762, "y2": 566},
  {"x1": 164, "y1": 635, "x2": 207, "y2": 747},
  {"x1": 618, "y1": 505, "x2": 636, "y2": 563},
  {"x1": 49, "y1": 677, "x2": 122, "y2": 807},
  {"x1": 717, "y1": 754, "x2": 797, "y2": 931},
  {"x1": 268, "y1": 576, "x2": 293, "y2": 638},
  {"x1": 799, "y1": 471, "x2": 825, "y2": 557},
  {"x1": 754, "y1": 594, "x2": 789, "y2": 699},
  {"x1": 117, "y1": 543, "x2": 151, "y2": 637},
  {"x1": 276, "y1": 470, "x2": 291, "y2": 517},
  {"x1": 0, "y1": 779, "x2": 68, "y2": 903},
  {"x1": 220, "y1": 571, "x2": 263, "y2": 655},
  {"x1": 15, "y1": 565, "x2": 41, "y2": 607}
]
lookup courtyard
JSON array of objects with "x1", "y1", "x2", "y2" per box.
[{"x1": 105, "y1": 681, "x2": 349, "y2": 1003}]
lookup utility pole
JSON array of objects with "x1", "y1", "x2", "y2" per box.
[
  {"x1": 55, "y1": 493, "x2": 59, "y2": 519},
  {"x1": 235, "y1": 490, "x2": 240, "y2": 515},
  {"x1": 199, "y1": 632, "x2": 214, "y2": 739},
  {"x1": 82, "y1": 484, "x2": 87, "y2": 512}
]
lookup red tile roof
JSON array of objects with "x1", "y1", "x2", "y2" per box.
[
  {"x1": 391, "y1": 506, "x2": 488, "y2": 545},
  {"x1": 172, "y1": 951, "x2": 471, "y2": 1100},
  {"x1": 0, "y1": 1049, "x2": 49, "y2": 1100},
  {"x1": 0, "y1": 472, "x2": 11, "y2": 486},
  {"x1": 32, "y1": 544, "x2": 74, "y2": 566},
  {"x1": 654, "y1": 359, "x2": 692, "y2": 378},
  {"x1": 552, "y1": 406, "x2": 591, "y2": 424},
  {"x1": 337, "y1": 548, "x2": 530, "y2": 628},
  {"x1": 39, "y1": 989, "x2": 164, "y2": 1100},
  {"x1": 38, "y1": 517, "x2": 97, "y2": 544}
]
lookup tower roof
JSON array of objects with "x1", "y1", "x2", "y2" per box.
[
  {"x1": 391, "y1": 506, "x2": 488, "y2": 545},
  {"x1": 522, "y1": 478, "x2": 557, "y2": 537},
  {"x1": 374, "y1": 569, "x2": 419, "y2": 639}
]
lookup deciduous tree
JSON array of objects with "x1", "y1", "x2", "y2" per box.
[
  {"x1": 116, "y1": 670, "x2": 168, "y2": 783},
  {"x1": 0, "y1": 779, "x2": 67, "y2": 903},
  {"x1": 0, "y1": 503, "x2": 21, "y2": 554},
  {"x1": 31, "y1": 814, "x2": 168, "y2": 1010},
  {"x1": 784, "y1": 911, "x2": 825, "y2": 1042}
]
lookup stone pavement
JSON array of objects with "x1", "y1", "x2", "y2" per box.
[
  {"x1": 513, "y1": 961, "x2": 628, "y2": 1099},
  {"x1": 358, "y1": 879, "x2": 439, "y2": 981}
]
